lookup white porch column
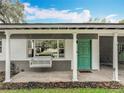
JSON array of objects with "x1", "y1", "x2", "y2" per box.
[
  {"x1": 72, "y1": 33, "x2": 78, "y2": 81},
  {"x1": 5, "y1": 32, "x2": 11, "y2": 82},
  {"x1": 113, "y1": 33, "x2": 119, "y2": 81}
]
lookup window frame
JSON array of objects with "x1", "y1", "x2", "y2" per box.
[
  {"x1": 27, "y1": 40, "x2": 35, "y2": 58},
  {"x1": 118, "y1": 42, "x2": 124, "y2": 61},
  {"x1": 58, "y1": 40, "x2": 65, "y2": 58},
  {"x1": 0, "y1": 39, "x2": 2, "y2": 54},
  {"x1": 27, "y1": 39, "x2": 65, "y2": 59}
]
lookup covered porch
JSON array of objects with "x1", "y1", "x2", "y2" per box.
[
  {"x1": 4, "y1": 31, "x2": 99, "y2": 82},
  {"x1": 1, "y1": 23, "x2": 124, "y2": 83}
]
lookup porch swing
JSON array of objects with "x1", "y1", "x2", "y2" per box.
[
  {"x1": 29, "y1": 48, "x2": 53, "y2": 68},
  {"x1": 29, "y1": 56, "x2": 52, "y2": 68},
  {"x1": 28, "y1": 40, "x2": 53, "y2": 68}
]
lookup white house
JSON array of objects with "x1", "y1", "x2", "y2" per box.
[{"x1": 0, "y1": 23, "x2": 124, "y2": 82}]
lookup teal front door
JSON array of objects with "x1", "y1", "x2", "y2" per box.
[{"x1": 78, "y1": 39, "x2": 92, "y2": 71}]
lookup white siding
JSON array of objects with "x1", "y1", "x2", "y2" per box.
[
  {"x1": 0, "y1": 39, "x2": 6, "y2": 60},
  {"x1": 0, "y1": 39, "x2": 73, "y2": 61},
  {"x1": 92, "y1": 39, "x2": 100, "y2": 70},
  {"x1": 0, "y1": 39, "x2": 5, "y2": 60},
  {"x1": 65, "y1": 39, "x2": 73, "y2": 60},
  {"x1": 10, "y1": 39, "x2": 27, "y2": 60},
  {"x1": 0, "y1": 39, "x2": 27, "y2": 61},
  {"x1": 65, "y1": 40, "x2": 73, "y2": 69}
]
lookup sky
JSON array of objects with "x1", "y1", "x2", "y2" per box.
[{"x1": 20, "y1": 0, "x2": 124, "y2": 23}]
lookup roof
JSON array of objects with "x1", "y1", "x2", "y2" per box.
[{"x1": 1, "y1": 23, "x2": 124, "y2": 30}]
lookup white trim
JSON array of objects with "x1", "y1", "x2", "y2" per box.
[
  {"x1": 0, "y1": 58, "x2": 71, "y2": 61},
  {"x1": 0, "y1": 39, "x2": 3, "y2": 56},
  {"x1": 0, "y1": 39, "x2": 2, "y2": 54},
  {"x1": 92, "y1": 38, "x2": 100, "y2": 70},
  {"x1": 98, "y1": 35, "x2": 100, "y2": 70},
  {"x1": 72, "y1": 33, "x2": 78, "y2": 81},
  {"x1": 5, "y1": 32, "x2": 11, "y2": 82},
  {"x1": 57, "y1": 40, "x2": 59, "y2": 58},
  {"x1": 113, "y1": 33, "x2": 119, "y2": 81}
]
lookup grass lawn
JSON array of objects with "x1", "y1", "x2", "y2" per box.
[{"x1": 0, "y1": 88, "x2": 124, "y2": 93}]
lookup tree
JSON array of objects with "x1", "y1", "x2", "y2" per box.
[
  {"x1": 119, "y1": 19, "x2": 124, "y2": 23},
  {"x1": 89, "y1": 18, "x2": 108, "y2": 23},
  {"x1": 0, "y1": 0, "x2": 25, "y2": 23}
]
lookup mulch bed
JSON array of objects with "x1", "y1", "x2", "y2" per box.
[{"x1": 0, "y1": 81, "x2": 123, "y2": 90}]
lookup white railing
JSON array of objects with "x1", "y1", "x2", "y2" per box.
[{"x1": 29, "y1": 56, "x2": 52, "y2": 68}]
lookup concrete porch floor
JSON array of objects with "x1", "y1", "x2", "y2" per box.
[{"x1": 11, "y1": 66, "x2": 124, "y2": 84}]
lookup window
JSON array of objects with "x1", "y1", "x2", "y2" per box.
[
  {"x1": 35, "y1": 40, "x2": 58, "y2": 58},
  {"x1": 27, "y1": 39, "x2": 65, "y2": 58},
  {"x1": 118, "y1": 43, "x2": 124, "y2": 61},
  {"x1": 27, "y1": 40, "x2": 34, "y2": 57},
  {"x1": 59, "y1": 40, "x2": 65, "y2": 58},
  {"x1": 0, "y1": 40, "x2": 2, "y2": 53}
]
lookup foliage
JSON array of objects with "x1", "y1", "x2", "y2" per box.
[
  {"x1": 0, "y1": 0, "x2": 25, "y2": 23},
  {"x1": 119, "y1": 19, "x2": 124, "y2": 23},
  {"x1": 89, "y1": 18, "x2": 108, "y2": 23}
]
